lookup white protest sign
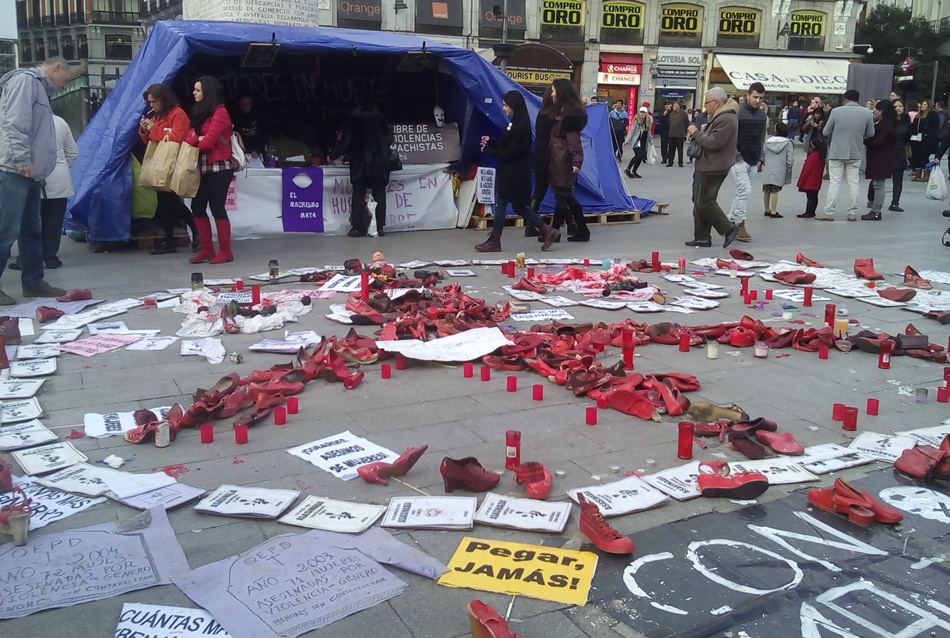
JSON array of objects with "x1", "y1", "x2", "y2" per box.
[
  {"x1": 317, "y1": 274, "x2": 362, "y2": 293},
  {"x1": 87, "y1": 320, "x2": 129, "y2": 335},
  {"x1": 194, "y1": 485, "x2": 300, "y2": 519},
  {"x1": 8, "y1": 358, "x2": 57, "y2": 377},
  {"x1": 1, "y1": 398, "x2": 43, "y2": 423},
  {"x1": 798, "y1": 443, "x2": 875, "y2": 474},
  {"x1": 382, "y1": 496, "x2": 477, "y2": 530},
  {"x1": 567, "y1": 475, "x2": 670, "y2": 517},
  {"x1": 279, "y1": 496, "x2": 386, "y2": 534},
  {"x1": 0, "y1": 379, "x2": 45, "y2": 399},
  {"x1": 509, "y1": 309, "x2": 575, "y2": 322},
  {"x1": 11, "y1": 441, "x2": 87, "y2": 475},
  {"x1": 725, "y1": 457, "x2": 819, "y2": 484},
  {"x1": 474, "y1": 493, "x2": 572, "y2": 532},
  {"x1": 117, "y1": 483, "x2": 207, "y2": 511},
  {"x1": 15, "y1": 344, "x2": 61, "y2": 359},
  {"x1": 114, "y1": 603, "x2": 232, "y2": 638},
  {"x1": 0, "y1": 419, "x2": 56, "y2": 450},
  {"x1": 3, "y1": 475, "x2": 105, "y2": 530},
  {"x1": 287, "y1": 431, "x2": 399, "y2": 481},
  {"x1": 905, "y1": 423, "x2": 950, "y2": 447},
  {"x1": 374, "y1": 326, "x2": 510, "y2": 363},
  {"x1": 642, "y1": 461, "x2": 702, "y2": 501},
  {"x1": 125, "y1": 336, "x2": 180, "y2": 352},
  {"x1": 32, "y1": 328, "x2": 83, "y2": 344},
  {"x1": 849, "y1": 431, "x2": 918, "y2": 462},
  {"x1": 476, "y1": 166, "x2": 495, "y2": 204}
]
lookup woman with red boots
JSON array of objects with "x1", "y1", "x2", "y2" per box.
[{"x1": 185, "y1": 76, "x2": 235, "y2": 264}]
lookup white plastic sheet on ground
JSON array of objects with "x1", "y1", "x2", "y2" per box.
[{"x1": 374, "y1": 326, "x2": 510, "y2": 362}]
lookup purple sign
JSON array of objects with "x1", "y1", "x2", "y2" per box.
[{"x1": 282, "y1": 167, "x2": 325, "y2": 232}]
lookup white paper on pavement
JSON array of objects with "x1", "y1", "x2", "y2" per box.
[
  {"x1": 179, "y1": 337, "x2": 226, "y2": 364},
  {"x1": 284, "y1": 330, "x2": 322, "y2": 344},
  {"x1": 88, "y1": 320, "x2": 129, "y2": 334},
  {"x1": 0, "y1": 507, "x2": 190, "y2": 619},
  {"x1": 0, "y1": 379, "x2": 45, "y2": 399},
  {"x1": 381, "y1": 496, "x2": 477, "y2": 530},
  {"x1": 287, "y1": 431, "x2": 398, "y2": 481},
  {"x1": 385, "y1": 287, "x2": 424, "y2": 300},
  {"x1": 1, "y1": 398, "x2": 43, "y2": 423},
  {"x1": 642, "y1": 462, "x2": 702, "y2": 501},
  {"x1": 374, "y1": 326, "x2": 510, "y2": 362},
  {"x1": 446, "y1": 269, "x2": 476, "y2": 277},
  {"x1": 194, "y1": 485, "x2": 300, "y2": 519},
  {"x1": 41, "y1": 306, "x2": 125, "y2": 330},
  {"x1": 12, "y1": 440, "x2": 87, "y2": 475},
  {"x1": 725, "y1": 457, "x2": 819, "y2": 484},
  {"x1": 501, "y1": 286, "x2": 545, "y2": 301},
  {"x1": 797, "y1": 443, "x2": 876, "y2": 474},
  {"x1": 174, "y1": 533, "x2": 408, "y2": 638},
  {"x1": 33, "y1": 328, "x2": 84, "y2": 343},
  {"x1": 125, "y1": 336, "x2": 180, "y2": 351},
  {"x1": 116, "y1": 483, "x2": 207, "y2": 510},
  {"x1": 770, "y1": 288, "x2": 832, "y2": 303},
  {"x1": 16, "y1": 344, "x2": 62, "y2": 359},
  {"x1": 317, "y1": 273, "x2": 362, "y2": 292},
  {"x1": 3, "y1": 474, "x2": 105, "y2": 530},
  {"x1": 0, "y1": 419, "x2": 56, "y2": 450},
  {"x1": 279, "y1": 495, "x2": 386, "y2": 534},
  {"x1": 579, "y1": 298, "x2": 628, "y2": 310},
  {"x1": 216, "y1": 291, "x2": 253, "y2": 303},
  {"x1": 83, "y1": 405, "x2": 173, "y2": 438},
  {"x1": 474, "y1": 493, "x2": 572, "y2": 532},
  {"x1": 6, "y1": 297, "x2": 102, "y2": 319},
  {"x1": 17, "y1": 318, "x2": 33, "y2": 337},
  {"x1": 37, "y1": 463, "x2": 177, "y2": 499},
  {"x1": 9, "y1": 358, "x2": 57, "y2": 377},
  {"x1": 905, "y1": 423, "x2": 950, "y2": 447},
  {"x1": 434, "y1": 259, "x2": 469, "y2": 266},
  {"x1": 538, "y1": 296, "x2": 579, "y2": 307},
  {"x1": 566, "y1": 475, "x2": 670, "y2": 517},
  {"x1": 114, "y1": 602, "x2": 233, "y2": 638},
  {"x1": 397, "y1": 260, "x2": 431, "y2": 269},
  {"x1": 509, "y1": 309, "x2": 574, "y2": 322},
  {"x1": 248, "y1": 339, "x2": 311, "y2": 354},
  {"x1": 848, "y1": 431, "x2": 918, "y2": 462}
]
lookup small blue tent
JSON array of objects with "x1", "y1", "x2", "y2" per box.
[{"x1": 68, "y1": 21, "x2": 653, "y2": 242}]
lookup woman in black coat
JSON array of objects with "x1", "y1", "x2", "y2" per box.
[
  {"x1": 330, "y1": 103, "x2": 394, "y2": 237},
  {"x1": 547, "y1": 79, "x2": 589, "y2": 242},
  {"x1": 525, "y1": 86, "x2": 574, "y2": 241},
  {"x1": 910, "y1": 99, "x2": 939, "y2": 178},
  {"x1": 862, "y1": 100, "x2": 897, "y2": 221},
  {"x1": 475, "y1": 90, "x2": 560, "y2": 252},
  {"x1": 869, "y1": 99, "x2": 911, "y2": 212}
]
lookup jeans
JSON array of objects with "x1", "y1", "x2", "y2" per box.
[
  {"x1": 667, "y1": 137, "x2": 684, "y2": 166},
  {"x1": 869, "y1": 179, "x2": 886, "y2": 213},
  {"x1": 191, "y1": 170, "x2": 234, "y2": 220},
  {"x1": 728, "y1": 161, "x2": 755, "y2": 223},
  {"x1": 0, "y1": 170, "x2": 44, "y2": 287},
  {"x1": 491, "y1": 194, "x2": 543, "y2": 237},
  {"x1": 693, "y1": 172, "x2": 733, "y2": 240},
  {"x1": 41, "y1": 198, "x2": 68, "y2": 262},
  {"x1": 351, "y1": 182, "x2": 387, "y2": 234},
  {"x1": 822, "y1": 159, "x2": 861, "y2": 217},
  {"x1": 659, "y1": 133, "x2": 669, "y2": 163}
]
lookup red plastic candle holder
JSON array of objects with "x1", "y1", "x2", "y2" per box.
[
  {"x1": 866, "y1": 398, "x2": 879, "y2": 415},
  {"x1": 803, "y1": 287, "x2": 813, "y2": 307},
  {"x1": 480, "y1": 366, "x2": 491, "y2": 381},
  {"x1": 274, "y1": 406, "x2": 287, "y2": 425},
  {"x1": 287, "y1": 397, "x2": 298, "y2": 414},
  {"x1": 463, "y1": 362, "x2": 474, "y2": 378},
  {"x1": 596, "y1": 395, "x2": 608, "y2": 409},
  {"x1": 678, "y1": 333, "x2": 690, "y2": 352},
  {"x1": 200, "y1": 423, "x2": 213, "y2": 444},
  {"x1": 651, "y1": 251, "x2": 660, "y2": 272},
  {"x1": 506, "y1": 376, "x2": 517, "y2": 392},
  {"x1": 938, "y1": 386, "x2": 949, "y2": 403},
  {"x1": 360, "y1": 271, "x2": 370, "y2": 301},
  {"x1": 507, "y1": 261, "x2": 515, "y2": 278},
  {"x1": 235, "y1": 279, "x2": 244, "y2": 291},
  {"x1": 251, "y1": 285, "x2": 261, "y2": 305},
  {"x1": 765, "y1": 290, "x2": 773, "y2": 300},
  {"x1": 343, "y1": 370, "x2": 364, "y2": 390},
  {"x1": 381, "y1": 364, "x2": 392, "y2": 379},
  {"x1": 505, "y1": 430, "x2": 522, "y2": 469},
  {"x1": 623, "y1": 347, "x2": 634, "y2": 370},
  {"x1": 842, "y1": 407, "x2": 858, "y2": 431},
  {"x1": 741, "y1": 277, "x2": 749, "y2": 294},
  {"x1": 234, "y1": 424, "x2": 248, "y2": 444},
  {"x1": 583, "y1": 259, "x2": 590, "y2": 268},
  {"x1": 532, "y1": 384, "x2": 543, "y2": 401},
  {"x1": 527, "y1": 267, "x2": 535, "y2": 278},
  {"x1": 832, "y1": 402, "x2": 845, "y2": 421},
  {"x1": 395, "y1": 353, "x2": 407, "y2": 370},
  {"x1": 818, "y1": 345, "x2": 829, "y2": 360},
  {"x1": 677, "y1": 422, "x2": 694, "y2": 460},
  {"x1": 585, "y1": 406, "x2": 598, "y2": 425}
]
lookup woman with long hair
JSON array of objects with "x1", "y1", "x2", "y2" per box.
[
  {"x1": 547, "y1": 78, "x2": 589, "y2": 242},
  {"x1": 526, "y1": 86, "x2": 574, "y2": 241},
  {"x1": 623, "y1": 106, "x2": 653, "y2": 178},
  {"x1": 330, "y1": 103, "x2": 394, "y2": 237},
  {"x1": 910, "y1": 98, "x2": 938, "y2": 179},
  {"x1": 474, "y1": 90, "x2": 560, "y2": 252},
  {"x1": 869, "y1": 98, "x2": 911, "y2": 211},
  {"x1": 185, "y1": 76, "x2": 235, "y2": 264},
  {"x1": 138, "y1": 83, "x2": 197, "y2": 255},
  {"x1": 796, "y1": 108, "x2": 827, "y2": 219},
  {"x1": 862, "y1": 100, "x2": 897, "y2": 221}
]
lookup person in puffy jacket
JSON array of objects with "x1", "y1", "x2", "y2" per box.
[
  {"x1": 869, "y1": 98, "x2": 911, "y2": 212},
  {"x1": 138, "y1": 83, "x2": 197, "y2": 255},
  {"x1": 760, "y1": 122, "x2": 793, "y2": 218},
  {"x1": 185, "y1": 76, "x2": 234, "y2": 265},
  {"x1": 796, "y1": 108, "x2": 827, "y2": 219},
  {"x1": 861, "y1": 100, "x2": 897, "y2": 221},
  {"x1": 547, "y1": 79, "x2": 589, "y2": 243}
]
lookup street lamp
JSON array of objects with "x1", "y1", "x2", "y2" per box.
[
  {"x1": 895, "y1": 46, "x2": 923, "y2": 57},
  {"x1": 851, "y1": 43, "x2": 874, "y2": 54}
]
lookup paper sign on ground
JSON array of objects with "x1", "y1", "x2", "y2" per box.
[
  {"x1": 848, "y1": 431, "x2": 918, "y2": 462},
  {"x1": 474, "y1": 493, "x2": 572, "y2": 532},
  {"x1": 9, "y1": 358, "x2": 57, "y2": 377},
  {"x1": 248, "y1": 339, "x2": 311, "y2": 353},
  {"x1": 57, "y1": 333, "x2": 142, "y2": 357},
  {"x1": 1, "y1": 397, "x2": 43, "y2": 423},
  {"x1": 16, "y1": 344, "x2": 61, "y2": 359},
  {"x1": 770, "y1": 288, "x2": 832, "y2": 303},
  {"x1": 627, "y1": 301, "x2": 666, "y2": 312},
  {"x1": 642, "y1": 461, "x2": 702, "y2": 501},
  {"x1": 42, "y1": 306, "x2": 125, "y2": 330},
  {"x1": 438, "y1": 536, "x2": 597, "y2": 606},
  {"x1": 797, "y1": 443, "x2": 876, "y2": 474},
  {"x1": 374, "y1": 326, "x2": 510, "y2": 363},
  {"x1": 174, "y1": 533, "x2": 407, "y2": 638},
  {"x1": 501, "y1": 285, "x2": 545, "y2": 301},
  {"x1": 538, "y1": 295, "x2": 578, "y2": 307},
  {"x1": 87, "y1": 320, "x2": 129, "y2": 334},
  {"x1": 566, "y1": 476, "x2": 670, "y2": 517},
  {"x1": 446, "y1": 269, "x2": 476, "y2": 277},
  {"x1": 382, "y1": 496, "x2": 477, "y2": 530},
  {"x1": 83, "y1": 405, "x2": 173, "y2": 438},
  {"x1": 0, "y1": 507, "x2": 189, "y2": 619},
  {"x1": 287, "y1": 430, "x2": 399, "y2": 481},
  {"x1": 37, "y1": 463, "x2": 177, "y2": 499},
  {"x1": 279, "y1": 495, "x2": 386, "y2": 533},
  {"x1": 125, "y1": 336, "x2": 179, "y2": 351},
  {"x1": 905, "y1": 424, "x2": 950, "y2": 447},
  {"x1": 510, "y1": 309, "x2": 574, "y2": 322},
  {"x1": 397, "y1": 260, "x2": 431, "y2": 269},
  {"x1": 0, "y1": 419, "x2": 56, "y2": 450},
  {"x1": 12, "y1": 440, "x2": 86, "y2": 475},
  {"x1": 116, "y1": 483, "x2": 206, "y2": 510},
  {"x1": 317, "y1": 273, "x2": 362, "y2": 292},
  {"x1": 114, "y1": 603, "x2": 233, "y2": 638},
  {"x1": 579, "y1": 298, "x2": 628, "y2": 310},
  {"x1": 33, "y1": 328, "x2": 83, "y2": 343},
  {"x1": 17, "y1": 318, "x2": 33, "y2": 337},
  {"x1": 194, "y1": 484, "x2": 299, "y2": 519},
  {"x1": 725, "y1": 457, "x2": 820, "y2": 484},
  {"x1": 216, "y1": 291, "x2": 253, "y2": 303},
  {"x1": 0, "y1": 378, "x2": 45, "y2": 399},
  {"x1": 7, "y1": 297, "x2": 102, "y2": 319},
  {"x1": 4, "y1": 474, "x2": 105, "y2": 530}
]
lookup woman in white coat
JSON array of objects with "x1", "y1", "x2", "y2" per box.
[{"x1": 10, "y1": 115, "x2": 78, "y2": 270}]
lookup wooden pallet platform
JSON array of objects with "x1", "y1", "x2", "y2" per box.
[
  {"x1": 131, "y1": 229, "x2": 191, "y2": 249},
  {"x1": 650, "y1": 202, "x2": 670, "y2": 215},
  {"x1": 469, "y1": 210, "x2": 641, "y2": 231}
]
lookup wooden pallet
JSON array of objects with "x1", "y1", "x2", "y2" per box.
[
  {"x1": 651, "y1": 202, "x2": 670, "y2": 215},
  {"x1": 131, "y1": 229, "x2": 191, "y2": 249},
  {"x1": 470, "y1": 210, "x2": 641, "y2": 230}
]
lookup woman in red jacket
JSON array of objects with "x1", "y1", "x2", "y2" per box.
[
  {"x1": 185, "y1": 76, "x2": 235, "y2": 264},
  {"x1": 139, "y1": 83, "x2": 197, "y2": 255}
]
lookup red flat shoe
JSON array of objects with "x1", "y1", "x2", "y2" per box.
[
  {"x1": 755, "y1": 430, "x2": 804, "y2": 455},
  {"x1": 577, "y1": 493, "x2": 635, "y2": 554},
  {"x1": 194, "y1": 373, "x2": 241, "y2": 406},
  {"x1": 512, "y1": 278, "x2": 547, "y2": 294},
  {"x1": 441, "y1": 457, "x2": 500, "y2": 492},
  {"x1": 214, "y1": 389, "x2": 255, "y2": 418},
  {"x1": 807, "y1": 487, "x2": 875, "y2": 527},
  {"x1": 878, "y1": 288, "x2": 916, "y2": 302},
  {"x1": 729, "y1": 249, "x2": 754, "y2": 261},
  {"x1": 233, "y1": 407, "x2": 272, "y2": 429},
  {"x1": 774, "y1": 270, "x2": 817, "y2": 285},
  {"x1": 468, "y1": 600, "x2": 521, "y2": 638},
  {"x1": 698, "y1": 461, "x2": 769, "y2": 499},
  {"x1": 795, "y1": 252, "x2": 823, "y2": 268},
  {"x1": 607, "y1": 389, "x2": 659, "y2": 420},
  {"x1": 481, "y1": 354, "x2": 524, "y2": 371},
  {"x1": 513, "y1": 461, "x2": 553, "y2": 500},
  {"x1": 833, "y1": 478, "x2": 902, "y2": 524},
  {"x1": 646, "y1": 379, "x2": 690, "y2": 417},
  {"x1": 35, "y1": 306, "x2": 65, "y2": 323},
  {"x1": 55, "y1": 289, "x2": 92, "y2": 302},
  {"x1": 894, "y1": 445, "x2": 948, "y2": 481},
  {"x1": 904, "y1": 265, "x2": 932, "y2": 290},
  {"x1": 854, "y1": 258, "x2": 883, "y2": 280}
]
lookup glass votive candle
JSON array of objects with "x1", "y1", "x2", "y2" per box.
[
  {"x1": 753, "y1": 341, "x2": 769, "y2": 358},
  {"x1": 706, "y1": 341, "x2": 719, "y2": 359},
  {"x1": 916, "y1": 388, "x2": 929, "y2": 404},
  {"x1": 842, "y1": 407, "x2": 858, "y2": 431}
]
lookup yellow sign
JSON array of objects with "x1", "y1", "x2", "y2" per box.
[
  {"x1": 660, "y1": 4, "x2": 702, "y2": 33},
  {"x1": 790, "y1": 10, "x2": 824, "y2": 37},
  {"x1": 718, "y1": 8, "x2": 758, "y2": 35},
  {"x1": 602, "y1": 1, "x2": 643, "y2": 30},
  {"x1": 506, "y1": 68, "x2": 573, "y2": 84},
  {"x1": 438, "y1": 536, "x2": 598, "y2": 605},
  {"x1": 542, "y1": 0, "x2": 586, "y2": 27}
]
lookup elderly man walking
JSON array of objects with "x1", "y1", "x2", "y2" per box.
[
  {"x1": 0, "y1": 56, "x2": 73, "y2": 304},
  {"x1": 816, "y1": 89, "x2": 875, "y2": 222},
  {"x1": 684, "y1": 87, "x2": 741, "y2": 249},
  {"x1": 727, "y1": 82, "x2": 767, "y2": 242}
]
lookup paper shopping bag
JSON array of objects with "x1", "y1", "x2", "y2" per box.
[
  {"x1": 170, "y1": 144, "x2": 201, "y2": 198},
  {"x1": 139, "y1": 138, "x2": 180, "y2": 192}
]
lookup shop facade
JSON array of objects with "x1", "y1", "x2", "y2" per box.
[{"x1": 655, "y1": 47, "x2": 702, "y2": 113}]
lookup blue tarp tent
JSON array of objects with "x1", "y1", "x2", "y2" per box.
[{"x1": 68, "y1": 20, "x2": 653, "y2": 242}]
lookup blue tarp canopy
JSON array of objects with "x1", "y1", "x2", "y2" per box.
[{"x1": 68, "y1": 20, "x2": 653, "y2": 242}]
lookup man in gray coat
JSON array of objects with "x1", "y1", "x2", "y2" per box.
[
  {"x1": 0, "y1": 56, "x2": 72, "y2": 305},
  {"x1": 816, "y1": 89, "x2": 875, "y2": 222}
]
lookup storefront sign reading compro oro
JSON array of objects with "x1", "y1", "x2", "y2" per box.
[
  {"x1": 602, "y1": 1, "x2": 643, "y2": 29},
  {"x1": 660, "y1": 4, "x2": 702, "y2": 33},
  {"x1": 542, "y1": 0, "x2": 586, "y2": 26},
  {"x1": 182, "y1": 0, "x2": 319, "y2": 26},
  {"x1": 718, "y1": 8, "x2": 758, "y2": 35},
  {"x1": 790, "y1": 10, "x2": 825, "y2": 37}
]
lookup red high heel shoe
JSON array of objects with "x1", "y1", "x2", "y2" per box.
[
  {"x1": 0, "y1": 486, "x2": 32, "y2": 546},
  {"x1": 577, "y1": 493, "x2": 635, "y2": 554},
  {"x1": 904, "y1": 265, "x2": 933, "y2": 290},
  {"x1": 358, "y1": 445, "x2": 429, "y2": 485},
  {"x1": 512, "y1": 278, "x2": 547, "y2": 294},
  {"x1": 795, "y1": 252, "x2": 823, "y2": 268},
  {"x1": 697, "y1": 461, "x2": 769, "y2": 499},
  {"x1": 513, "y1": 462, "x2": 552, "y2": 500},
  {"x1": 468, "y1": 600, "x2": 521, "y2": 638},
  {"x1": 440, "y1": 457, "x2": 500, "y2": 492}
]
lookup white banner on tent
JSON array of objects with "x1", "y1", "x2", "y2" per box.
[{"x1": 224, "y1": 165, "x2": 458, "y2": 239}]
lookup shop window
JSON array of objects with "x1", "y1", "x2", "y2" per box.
[
  {"x1": 105, "y1": 33, "x2": 133, "y2": 59},
  {"x1": 787, "y1": 11, "x2": 825, "y2": 52},
  {"x1": 600, "y1": 1, "x2": 645, "y2": 46},
  {"x1": 716, "y1": 7, "x2": 760, "y2": 49},
  {"x1": 658, "y1": 3, "x2": 703, "y2": 48},
  {"x1": 35, "y1": 38, "x2": 45, "y2": 60},
  {"x1": 78, "y1": 34, "x2": 88, "y2": 58},
  {"x1": 21, "y1": 40, "x2": 32, "y2": 63},
  {"x1": 478, "y1": 0, "x2": 527, "y2": 42},
  {"x1": 415, "y1": 0, "x2": 463, "y2": 36},
  {"x1": 48, "y1": 36, "x2": 59, "y2": 57},
  {"x1": 62, "y1": 35, "x2": 75, "y2": 59}
]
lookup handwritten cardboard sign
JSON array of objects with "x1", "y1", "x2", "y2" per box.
[
  {"x1": 287, "y1": 431, "x2": 398, "y2": 481},
  {"x1": 3, "y1": 474, "x2": 105, "y2": 530},
  {"x1": 114, "y1": 602, "x2": 232, "y2": 638},
  {"x1": 476, "y1": 166, "x2": 495, "y2": 204},
  {"x1": 57, "y1": 333, "x2": 142, "y2": 357},
  {"x1": 439, "y1": 536, "x2": 597, "y2": 605}
]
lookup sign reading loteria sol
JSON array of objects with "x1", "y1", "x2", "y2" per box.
[
  {"x1": 790, "y1": 10, "x2": 825, "y2": 37},
  {"x1": 601, "y1": 1, "x2": 643, "y2": 30},
  {"x1": 718, "y1": 7, "x2": 758, "y2": 35},
  {"x1": 660, "y1": 4, "x2": 702, "y2": 34},
  {"x1": 541, "y1": 0, "x2": 586, "y2": 27}
]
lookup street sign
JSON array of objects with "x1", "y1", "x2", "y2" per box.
[
  {"x1": 897, "y1": 75, "x2": 914, "y2": 82},
  {"x1": 900, "y1": 57, "x2": 913, "y2": 73}
]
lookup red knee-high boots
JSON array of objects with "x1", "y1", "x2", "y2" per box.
[
  {"x1": 210, "y1": 219, "x2": 233, "y2": 264},
  {"x1": 189, "y1": 217, "x2": 215, "y2": 264}
]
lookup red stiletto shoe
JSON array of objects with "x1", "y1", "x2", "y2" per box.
[
  {"x1": 795, "y1": 252, "x2": 823, "y2": 268},
  {"x1": 440, "y1": 457, "x2": 500, "y2": 492},
  {"x1": 577, "y1": 493, "x2": 635, "y2": 554},
  {"x1": 357, "y1": 445, "x2": 429, "y2": 485},
  {"x1": 513, "y1": 462, "x2": 553, "y2": 500}
]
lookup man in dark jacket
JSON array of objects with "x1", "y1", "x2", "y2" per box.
[
  {"x1": 727, "y1": 82, "x2": 766, "y2": 242},
  {"x1": 666, "y1": 102, "x2": 689, "y2": 167},
  {"x1": 786, "y1": 101, "x2": 801, "y2": 140},
  {"x1": 656, "y1": 104, "x2": 671, "y2": 165}
]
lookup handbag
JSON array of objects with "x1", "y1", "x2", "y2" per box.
[
  {"x1": 687, "y1": 137, "x2": 703, "y2": 159},
  {"x1": 221, "y1": 130, "x2": 247, "y2": 171},
  {"x1": 389, "y1": 144, "x2": 402, "y2": 172},
  {"x1": 139, "y1": 136, "x2": 180, "y2": 192},
  {"x1": 926, "y1": 167, "x2": 948, "y2": 201},
  {"x1": 169, "y1": 144, "x2": 201, "y2": 198}
]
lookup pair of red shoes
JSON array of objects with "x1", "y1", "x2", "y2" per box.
[
  {"x1": 697, "y1": 460, "x2": 769, "y2": 500},
  {"x1": 895, "y1": 436, "x2": 950, "y2": 481},
  {"x1": 807, "y1": 478, "x2": 903, "y2": 527},
  {"x1": 124, "y1": 404, "x2": 184, "y2": 447}
]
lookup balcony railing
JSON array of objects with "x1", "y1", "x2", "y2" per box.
[
  {"x1": 934, "y1": 16, "x2": 950, "y2": 34},
  {"x1": 91, "y1": 11, "x2": 139, "y2": 24}
]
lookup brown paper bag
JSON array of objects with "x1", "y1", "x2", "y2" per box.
[
  {"x1": 139, "y1": 137, "x2": 180, "y2": 191},
  {"x1": 170, "y1": 144, "x2": 201, "y2": 198}
]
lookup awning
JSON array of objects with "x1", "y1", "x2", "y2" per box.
[{"x1": 716, "y1": 54, "x2": 850, "y2": 94}]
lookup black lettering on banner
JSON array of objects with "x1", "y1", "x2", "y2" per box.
[
  {"x1": 790, "y1": 12, "x2": 824, "y2": 37},
  {"x1": 602, "y1": 2, "x2": 643, "y2": 29},
  {"x1": 660, "y1": 5, "x2": 701, "y2": 33},
  {"x1": 718, "y1": 9, "x2": 757, "y2": 35},
  {"x1": 541, "y1": 0, "x2": 585, "y2": 26}
]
